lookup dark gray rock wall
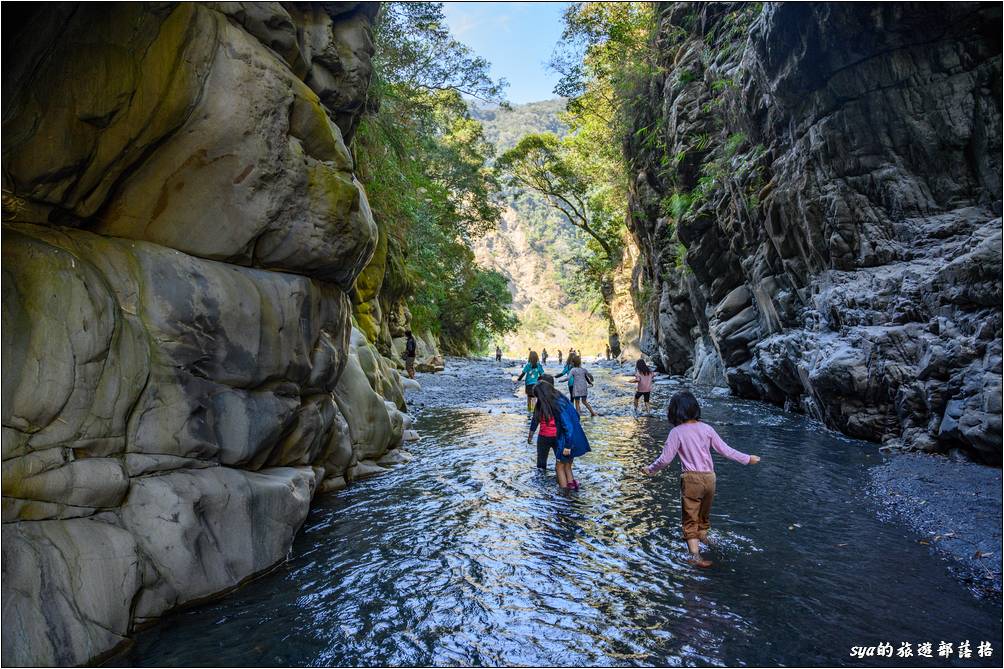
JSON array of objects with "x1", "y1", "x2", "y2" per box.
[{"x1": 626, "y1": 2, "x2": 1002, "y2": 463}]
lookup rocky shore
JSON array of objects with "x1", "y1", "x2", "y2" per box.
[
  {"x1": 624, "y1": 2, "x2": 1002, "y2": 464},
  {"x1": 870, "y1": 453, "x2": 1002, "y2": 598}
]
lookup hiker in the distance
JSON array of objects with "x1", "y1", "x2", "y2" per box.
[
  {"x1": 404, "y1": 330, "x2": 418, "y2": 379},
  {"x1": 542, "y1": 348, "x2": 549, "y2": 365},
  {"x1": 496, "y1": 345, "x2": 503, "y2": 364},
  {"x1": 557, "y1": 349, "x2": 563, "y2": 365},
  {"x1": 557, "y1": 352, "x2": 598, "y2": 417}
]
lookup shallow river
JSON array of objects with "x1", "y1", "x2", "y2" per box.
[{"x1": 120, "y1": 362, "x2": 1001, "y2": 667}]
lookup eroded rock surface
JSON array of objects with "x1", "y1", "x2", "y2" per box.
[
  {"x1": 625, "y1": 2, "x2": 1002, "y2": 463},
  {"x1": 1, "y1": 3, "x2": 409, "y2": 666}
]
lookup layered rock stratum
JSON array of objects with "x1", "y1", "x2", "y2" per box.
[
  {"x1": 2, "y1": 3, "x2": 412, "y2": 665},
  {"x1": 626, "y1": 2, "x2": 1002, "y2": 463}
]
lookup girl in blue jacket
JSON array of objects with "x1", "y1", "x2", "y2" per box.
[{"x1": 534, "y1": 377, "x2": 591, "y2": 489}]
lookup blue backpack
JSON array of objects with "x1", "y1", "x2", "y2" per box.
[{"x1": 556, "y1": 395, "x2": 591, "y2": 457}]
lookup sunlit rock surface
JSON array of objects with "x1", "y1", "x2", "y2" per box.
[
  {"x1": 1, "y1": 3, "x2": 408, "y2": 666},
  {"x1": 626, "y1": 2, "x2": 1002, "y2": 463}
]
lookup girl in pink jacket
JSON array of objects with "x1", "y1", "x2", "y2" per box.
[
  {"x1": 632, "y1": 358, "x2": 656, "y2": 414},
  {"x1": 643, "y1": 391, "x2": 761, "y2": 568}
]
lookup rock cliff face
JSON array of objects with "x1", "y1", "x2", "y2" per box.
[
  {"x1": 626, "y1": 2, "x2": 1002, "y2": 463},
  {"x1": 2, "y1": 3, "x2": 413, "y2": 665}
]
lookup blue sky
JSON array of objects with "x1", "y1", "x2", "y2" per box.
[{"x1": 442, "y1": 2, "x2": 571, "y2": 104}]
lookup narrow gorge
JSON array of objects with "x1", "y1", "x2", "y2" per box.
[{"x1": 2, "y1": 2, "x2": 1001, "y2": 667}]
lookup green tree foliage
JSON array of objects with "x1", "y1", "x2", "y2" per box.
[
  {"x1": 547, "y1": 2, "x2": 658, "y2": 348},
  {"x1": 374, "y1": 2, "x2": 507, "y2": 104},
  {"x1": 356, "y1": 2, "x2": 518, "y2": 355},
  {"x1": 495, "y1": 132, "x2": 625, "y2": 332},
  {"x1": 495, "y1": 133, "x2": 620, "y2": 263}
]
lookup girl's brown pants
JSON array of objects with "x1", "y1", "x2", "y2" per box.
[{"x1": 680, "y1": 471, "x2": 716, "y2": 540}]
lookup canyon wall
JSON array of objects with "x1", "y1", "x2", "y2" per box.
[
  {"x1": 2, "y1": 3, "x2": 413, "y2": 665},
  {"x1": 626, "y1": 2, "x2": 1002, "y2": 462}
]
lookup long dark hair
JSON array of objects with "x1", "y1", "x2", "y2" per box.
[
  {"x1": 636, "y1": 358, "x2": 652, "y2": 375},
  {"x1": 570, "y1": 352, "x2": 582, "y2": 367},
  {"x1": 667, "y1": 390, "x2": 701, "y2": 427},
  {"x1": 528, "y1": 350, "x2": 539, "y2": 366},
  {"x1": 533, "y1": 374, "x2": 560, "y2": 422}
]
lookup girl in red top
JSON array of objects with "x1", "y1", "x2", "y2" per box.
[{"x1": 528, "y1": 374, "x2": 559, "y2": 471}]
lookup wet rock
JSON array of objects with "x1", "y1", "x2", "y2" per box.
[
  {"x1": 378, "y1": 449, "x2": 414, "y2": 467},
  {"x1": 625, "y1": 2, "x2": 1002, "y2": 463},
  {"x1": 1, "y1": 519, "x2": 142, "y2": 667},
  {"x1": 348, "y1": 459, "x2": 390, "y2": 481},
  {"x1": 120, "y1": 466, "x2": 317, "y2": 621},
  {"x1": 0, "y1": 4, "x2": 402, "y2": 666}
]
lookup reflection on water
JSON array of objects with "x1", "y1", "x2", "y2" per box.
[{"x1": 120, "y1": 380, "x2": 1001, "y2": 667}]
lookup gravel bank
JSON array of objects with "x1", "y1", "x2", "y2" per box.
[{"x1": 869, "y1": 452, "x2": 1002, "y2": 598}]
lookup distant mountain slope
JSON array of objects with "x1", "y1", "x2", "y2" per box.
[
  {"x1": 472, "y1": 99, "x2": 608, "y2": 357},
  {"x1": 471, "y1": 98, "x2": 568, "y2": 151}
]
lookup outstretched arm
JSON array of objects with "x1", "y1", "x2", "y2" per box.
[
  {"x1": 709, "y1": 429, "x2": 756, "y2": 464},
  {"x1": 528, "y1": 414, "x2": 539, "y2": 443}
]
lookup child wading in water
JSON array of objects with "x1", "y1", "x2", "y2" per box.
[
  {"x1": 529, "y1": 376, "x2": 590, "y2": 489},
  {"x1": 515, "y1": 350, "x2": 545, "y2": 413},
  {"x1": 527, "y1": 374, "x2": 558, "y2": 471},
  {"x1": 633, "y1": 358, "x2": 656, "y2": 414},
  {"x1": 642, "y1": 391, "x2": 760, "y2": 568},
  {"x1": 557, "y1": 353, "x2": 597, "y2": 417}
]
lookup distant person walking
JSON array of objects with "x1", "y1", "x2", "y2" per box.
[
  {"x1": 558, "y1": 353, "x2": 597, "y2": 417},
  {"x1": 558, "y1": 352, "x2": 575, "y2": 398},
  {"x1": 633, "y1": 359, "x2": 656, "y2": 414},
  {"x1": 515, "y1": 350, "x2": 545, "y2": 413},
  {"x1": 496, "y1": 345, "x2": 502, "y2": 363},
  {"x1": 404, "y1": 330, "x2": 417, "y2": 379},
  {"x1": 542, "y1": 348, "x2": 549, "y2": 365},
  {"x1": 642, "y1": 391, "x2": 761, "y2": 568},
  {"x1": 605, "y1": 344, "x2": 611, "y2": 360},
  {"x1": 557, "y1": 349, "x2": 563, "y2": 365}
]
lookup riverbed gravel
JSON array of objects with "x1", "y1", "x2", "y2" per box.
[{"x1": 869, "y1": 452, "x2": 1002, "y2": 598}]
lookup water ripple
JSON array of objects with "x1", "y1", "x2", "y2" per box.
[{"x1": 120, "y1": 367, "x2": 1001, "y2": 667}]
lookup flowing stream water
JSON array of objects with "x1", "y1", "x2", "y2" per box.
[{"x1": 119, "y1": 360, "x2": 1001, "y2": 667}]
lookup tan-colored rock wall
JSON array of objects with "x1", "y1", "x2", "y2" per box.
[{"x1": 1, "y1": 3, "x2": 410, "y2": 665}]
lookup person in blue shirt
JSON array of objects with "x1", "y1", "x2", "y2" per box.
[
  {"x1": 514, "y1": 350, "x2": 545, "y2": 412},
  {"x1": 556, "y1": 348, "x2": 576, "y2": 398}
]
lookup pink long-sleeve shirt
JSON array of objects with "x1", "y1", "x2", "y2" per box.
[{"x1": 646, "y1": 421, "x2": 750, "y2": 473}]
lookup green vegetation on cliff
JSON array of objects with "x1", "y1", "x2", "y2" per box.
[{"x1": 355, "y1": 2, "x2": 518, "y2": 355}]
